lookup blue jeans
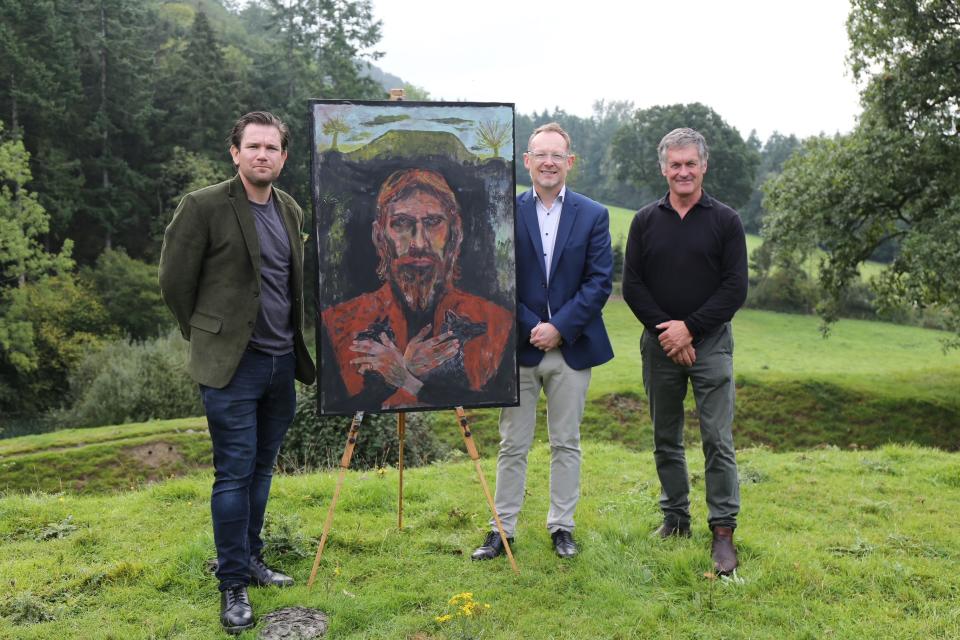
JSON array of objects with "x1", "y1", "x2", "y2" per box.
[{"x1": 200, "y1": 349, "x2": 296, "y2": 590}]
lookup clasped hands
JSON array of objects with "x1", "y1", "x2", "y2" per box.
[
  {"x1": 530, "y1": 321, "x2": 562, "y2": 352},
  {"x1": 349, "y1": 324, "x2": 460, "y2": 396},
  {"x1": 656, "y1": 320, "x2": 696, "y2": 367}
]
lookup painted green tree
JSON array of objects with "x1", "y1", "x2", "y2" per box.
[
  {"x1": 322, "y1": 116, "x2": 350, "y2": 150},
  {"x1": 475, "y1": 119, "x2": 510, "y2": 157}
]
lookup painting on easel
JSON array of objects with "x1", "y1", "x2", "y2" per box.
[{"x1": 310, "y1": 100, "x2": 518, "y2": 416}]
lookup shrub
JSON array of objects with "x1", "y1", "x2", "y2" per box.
[
  {"x1": 59, "y1": 329, "x2": 201, "y2": 428},
  {"x1": 747, "y1": 261, "x2": 818, "y2": 314},
  {"x1": 280, "y1": 387, "x2": 447, "y2": 471},
  {"x1": 81, "y1": 248, "x2": 172, "y2": 340},
  {"x1": 0, "y1": 274, "x2": 114, "y2": 414}
]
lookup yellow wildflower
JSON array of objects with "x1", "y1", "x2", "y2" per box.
[{"x1": 434, "y1": 614, "x2": 452, "y2": 624}]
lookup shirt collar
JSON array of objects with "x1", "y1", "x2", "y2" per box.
[
  {"x1": 657, "y1": 189, "x2": 714, "y2": 212},
  {"x1": 534, "y1": 185, "x2": 566, "y2": 206}
]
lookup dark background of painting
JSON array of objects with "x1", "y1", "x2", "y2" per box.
[{"x1": 314, "y1": 152, "x2": 514, "y2": 311}]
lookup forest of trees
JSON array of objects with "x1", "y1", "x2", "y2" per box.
[{"x1": 2, "y1": 0, "x2": 956, "y2": 428}]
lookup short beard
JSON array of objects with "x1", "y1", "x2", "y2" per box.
[{"x1": 389, "y1": 257, "x2": 445, "y2": 311}]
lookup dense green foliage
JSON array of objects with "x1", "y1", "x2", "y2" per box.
[
  {"x1": 739, "y1": 131, "x2": 801, "y2": 234},
  {"x1": 80, "y1": 249, "x2": 172, "y2": 340},
  {"x1": 515, "y1": 100, "x2": 650, "y2": 208},
  {"x1": 763, "y1": 1, "x2": 960, "y2": 344},
  {"x1": 0, "y1": 0, "x2": 385, "y2": 419},
  {"x1": 612, "y1": 102, "x2": 759, "y2": 210},
  {"x1": 0, "y1": 0, "x2": 385, "y2": 264}
]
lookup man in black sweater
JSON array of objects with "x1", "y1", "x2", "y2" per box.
[{"x1": 622, "y1": 127, "x2": 748, "y2": 576}]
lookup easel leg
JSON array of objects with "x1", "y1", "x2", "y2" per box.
[
  {"x1": 397, "y1": 411, "x2": 405, "y2": 529},
  {"x1": 307, "y1": 410, "x2": 364, "y2": 589},
  {"x1": 455, "y1": 406, "x2": 519, "y2": 574}
]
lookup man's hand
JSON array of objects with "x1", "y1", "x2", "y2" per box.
[
  {"x1": 349, "y1": 332, "x2": 423, "y2": 395},
  {"x1": 655, "y1": 320, "x2": 693, "y2": 358},
  {"x1": 669, "y1": 343, "x2": 697, "y2": 367},
  {"x1": 403, "y1": 324, "x2": 459, "y2": 378},
  {"x1": 530, "y1": 322, "x2": 562, "y2": 351}
]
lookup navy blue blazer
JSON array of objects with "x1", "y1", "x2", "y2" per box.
[{"x1": 515, "y1": 188, "x2": 614, "y2": 369}]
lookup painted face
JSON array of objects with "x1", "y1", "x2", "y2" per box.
[
  {"x1": 524, "y1": 131, "x2": 574, "y2": 196},
  {"x1": 662, "y1": 145, "x2": 707, "y2": 200},
  {"x1": 230, "y1": 123, "x2": 287, "y2": 188},
  {"x1": 385, "y1": 190, "x2": 451, "y2": 262},
  {"x1": 383, "y1": 190, "x2": 452, "y2": 310}
]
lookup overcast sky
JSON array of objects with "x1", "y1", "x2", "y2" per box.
[{"x1": 370, "y1": 0, "x2": 863, "y2": 142}]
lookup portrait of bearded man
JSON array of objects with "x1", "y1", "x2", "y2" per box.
[{"x1": 321, "y1": 168, "x2": 514, "y2": 413}]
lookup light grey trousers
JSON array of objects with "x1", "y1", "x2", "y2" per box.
[
  {"x1": 491, "y1": 349, "x2": 592, "y2": 536},
  {"x1": 641, "y1": 322, "x2": 740, "y2": 529}
]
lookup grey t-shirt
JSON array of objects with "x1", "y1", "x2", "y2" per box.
[{"x1": 247, "y1": 197, "x2": 294, "y2": 355}]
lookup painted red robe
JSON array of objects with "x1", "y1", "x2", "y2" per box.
[{"x1": 322, "y1": 283, "x2": 512, "y2": 409}]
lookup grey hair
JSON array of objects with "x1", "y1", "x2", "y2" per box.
[{"x1": 657, "y1": 128, "x2": 708, "y2": 169}]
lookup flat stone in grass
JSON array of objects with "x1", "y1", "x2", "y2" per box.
[{"x1": 259, "y1": 607, "x2": 329, "y2": 639}]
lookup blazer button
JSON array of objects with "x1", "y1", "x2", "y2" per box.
[
  {"x1": 253, "y1": 291, "x2": 260, "y2": 298},
  {"x1": 247, "y1": 321, "x2": 254, "y2": 328},
  {"x1": 541, "y1": 282, "x2": 547, "y2": 288}
]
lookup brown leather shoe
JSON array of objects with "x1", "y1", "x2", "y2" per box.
[
  {"x1": 711, "y1": 526, "x2": 738, "y2": 575},
  {"x1": 656, "y1": 521, "x2": 692, "y2": 538}
]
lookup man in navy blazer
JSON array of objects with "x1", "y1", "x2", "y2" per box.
[{"x1": 472, "y1": 122, "x2": 613, "y2": 561}]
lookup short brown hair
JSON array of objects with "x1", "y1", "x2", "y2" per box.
[
  {"x1": 372, "y1": 168, "x2": 463, "y2": 286},
  {"x1": 228, "y1": 111, "x2": 290, "y2": 151},
  {"x1": 527, "y1": 122, "x2": 572, "y2": 153}
]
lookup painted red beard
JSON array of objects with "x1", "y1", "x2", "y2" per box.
[{"x1": 389, "y1": 252, "x2": 445, "y2": 311}]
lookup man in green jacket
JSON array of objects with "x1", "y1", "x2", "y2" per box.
[{"x1": 159, "y1": 111, "x2": 315, "y2": 635}]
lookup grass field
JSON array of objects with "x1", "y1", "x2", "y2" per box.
[
  {"x1": 3, "y1": 302, "x2": 958, "y2": 496},
  {"x1": 3, "y1": 442, "x2": 960, "y2": 638}
]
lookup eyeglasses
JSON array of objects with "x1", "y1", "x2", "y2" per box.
[{"x1": 526, "y1": 151, "x2": 569, "y2": 163}]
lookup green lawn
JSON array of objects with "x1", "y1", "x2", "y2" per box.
[{"x1": 2, "y1": 442, "x2": 959, "y2": 638}]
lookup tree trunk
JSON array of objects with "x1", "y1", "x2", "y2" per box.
[{"x1": 100, "y1": 0, "x2": 111, "y2": 251}]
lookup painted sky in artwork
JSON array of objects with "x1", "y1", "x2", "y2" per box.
[{"x1": 312, "y1": 103, "x2": 513, "y2": 160}]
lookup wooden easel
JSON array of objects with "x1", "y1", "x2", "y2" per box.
[{"x1": 307, "y1": 406, "x2": 519, "y2": 587}]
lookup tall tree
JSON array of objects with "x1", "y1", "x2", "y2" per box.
[
  {"x1": 763, "y1": 2, "x2": 960, "y2": 344},
  {"x1": 156, "y1": 10, "x2": 244, "y2": 156},
  {"x1": 247, "y1": 0, "x2": 385, "y2": 202},
  {"x1": 612, "y1": 103, "x2": 759, "y2": 209},
  {"x1": 0, "y1": 122, "x2": 77, "y2": 412},
  {"x1": 0, "y1": 0, "x2": 86, "y2": 245},
  {"x1": 740, "y1": 131, "x2": 801, "y2": 234},
  {"x1": 68, "y1": 0, "x2": 163, "y2": 258}
]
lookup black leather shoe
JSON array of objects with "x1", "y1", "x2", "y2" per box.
[
  {"x1": 249, "y1": 555, "x2": 294, "y2": 587},
  {"x1": 471, "y1": 531, "x2": 513, "y2": 561},
  {"x1": 220, "y1": 585, "x2": 254, "y2": 634},
  {"x1": 551, "y1": 529, "x2": 578, "y2": 558},
  {"x1": 656, "y1": 521, "x2": 692, "y2": 538}
]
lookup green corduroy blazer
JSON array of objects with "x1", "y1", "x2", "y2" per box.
[{"x1": 159, "y1": 174, "x2": 316, "y2": 388}]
